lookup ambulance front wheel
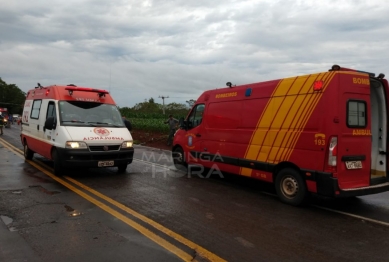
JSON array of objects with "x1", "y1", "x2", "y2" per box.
[
  {"x1": 173, "y1": 147, "x2": 188, "y2": 172},
  {"x1": 52, "y1": 149, "x2": 63, "y2": 176},
  {"x1": 23, "y1": 142, "x2": 34, "y2": 160},
  {"x1": 275, "y1": 168, "x2": 307, "y2": 206},
  {"x1": 117, "y1": 164, "x2": 127, "y2": 173}
]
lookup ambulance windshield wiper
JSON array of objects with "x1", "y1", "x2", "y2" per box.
[
  {"x1": 62, "y1": 120, "x2": 85, "y2": 123},
  {"x1": 87, "y1": 122, "x2": 123, "y2": 127},
  {"x1": 86, "y1": 121, "x2": 109, "y2": 126}
]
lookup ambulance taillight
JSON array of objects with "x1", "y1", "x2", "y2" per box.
[{"x1": 326, "y1": 136, "x2": 338, "y2": 172}]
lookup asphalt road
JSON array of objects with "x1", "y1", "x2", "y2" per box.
[{"x1": 1, "y1": 124, "x2": 389, "y2": 262}]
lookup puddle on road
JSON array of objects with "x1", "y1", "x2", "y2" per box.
[
  {"x1": 0, "y1": 215, "x2": 17, "y2": 232},
  {"x1": 64, "y1": 205, "x2": 82, "y2": 217},
  {"x1": 1, "y1": 215, "x2": 13, "y2": 225},
  {"x1": 29, "y1": 185, "x2": 60, "y2": 195},
  {"x1": 23, "y1": 168, "x2": 54, "y2": 183}
]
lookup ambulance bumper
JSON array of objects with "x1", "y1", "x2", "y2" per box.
[
  {"x1": 56, "y1": 147, "x2": 134, "y2": 168},
  {"x1": 335, "y1": 181, "x2": 389, "y2": 198},
  {"x1": 315, "y1": 173, "x2": 389, "y2": 198}
]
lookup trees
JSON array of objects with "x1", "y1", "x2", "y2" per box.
[
  {"x1": 119, "y1": 97, "x2": 189, "y2": 119},
  {"x1": 0, "y1": 78, "x2": 26, "y2": 114},
  {"x1": 186, "y1": 99, "x2": 196, "y2": 108}
]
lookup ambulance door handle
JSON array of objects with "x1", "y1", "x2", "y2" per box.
[
  {"x1": 37, "y1": 125, "x2": 39, "y2": 131},
  {"x1": 196, "y1": 133, "x2": 201, "y2": 137}
]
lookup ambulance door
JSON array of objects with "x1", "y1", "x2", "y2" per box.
[
  {"x1": 41, "y1": 101, "x2": 57, "y2": 159},
  {"x1": 338, "y1": 96, "x2": 372, "y2": 189},
  {"x1": 27, "y1": 99, "x2": 43, "y2": 153},
  {"x1": 370, "y1": 79, "x2": 387, "y2": 182},
  {"x1": 185, "y1": 104, "x2": 206, "y2": 166}
]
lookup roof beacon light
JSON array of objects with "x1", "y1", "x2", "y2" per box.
[
  {"x1": 65, "y1": 86, "x2": 109, "y2": 97},
  {"x1": 313, "y1": 80, "x2": 323, "y2": 91},
  {"x1": 330, "y1": 65, "x2": 341, "y2": 71}
]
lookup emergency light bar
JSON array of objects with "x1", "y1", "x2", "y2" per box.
[{"x1": 65, "y1": 87, "x2": 109, "y2": 97}]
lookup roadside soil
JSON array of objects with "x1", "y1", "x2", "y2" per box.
[{"x1": 131, "y1": 129, "x2": 172, "y2": 151}]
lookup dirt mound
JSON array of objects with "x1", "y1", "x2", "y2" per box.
[{"x1": 131, "y1": 129, "x2": 172, "y2": 151}]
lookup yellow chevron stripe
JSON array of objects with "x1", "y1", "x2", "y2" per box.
[
  {"x1": 253, "y1": 77, "x2": 299, "y2": 162},
  {"x1": 240, "y1": 77, "x2": 299, "y2": 176},
  {"x1": 266, "y1": 74, "x2": 319, "y2": 163},
  {"x1": 284, "y1": 71, "x2": 336, "y2": 161},
  {"x1": 275, "y1": 73, "x2": 326, "y2": 162},
  {"x1": 283, "y1": 72, "x2": 335, "y2": 161},
  {"x1": 240, "y1": 71, "x2": 337, "y2": 176},
  {"x1": 240, "y1": 71, "x2": 338, "y2": 177},
  {"x1": 240, "y1": 78, "x2": 291, "y2": 176}
]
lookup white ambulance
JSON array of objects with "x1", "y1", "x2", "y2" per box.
[{"x1": 20, "y1": 84, "x2": 134, "y2": 175}]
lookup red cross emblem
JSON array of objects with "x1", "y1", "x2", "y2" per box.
[{"x1": 93, "y1": 127, "x2": 110, "y2": 136}]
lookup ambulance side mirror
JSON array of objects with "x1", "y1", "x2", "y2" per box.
[
  {"x1": 44, "y1": 117, "x2": 56, "y2": 131},
  {"x1": 178, "y1": 117, "x2": 187, "y2": 130}
]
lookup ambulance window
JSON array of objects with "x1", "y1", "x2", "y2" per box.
[
  {"x1": 47, "y1": 102, "x2": 56, "y2": 119},
  {"x1": 187, "y1": 104, "x2": 205, "y2": 128},
  {"x1": 347, "y1": 100, "x2": 366, "y2": 128},
  {"x1": 30, "y1": 100, "x2": 42, "y2": 119}
]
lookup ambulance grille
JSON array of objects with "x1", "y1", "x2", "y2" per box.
[{"x1": 89, "y1": 145, "x2": 120, "y2": 152}]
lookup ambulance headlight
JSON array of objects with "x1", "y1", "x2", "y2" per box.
[
  {"x1": 65, "y1": 141, "x2": 88, "y2": 149},
  {"x1": 121, "y1": 141, "x2": 133, "y2": 148}
]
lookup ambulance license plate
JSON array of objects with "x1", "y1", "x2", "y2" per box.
[
  {"x1": 345, "y1": 161, "x2": 362, "y2": 169},
  {"x1": 98, "y1": 160, "x2": 114, "y2": 167}
]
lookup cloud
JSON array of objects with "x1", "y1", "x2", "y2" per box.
[{"x1": 1, "y1": 0, "x2": 389, "y2": 108}]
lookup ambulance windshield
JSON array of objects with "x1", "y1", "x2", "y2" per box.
[{"x1": 59, "y1": 101, "x2": 124, "y2": 127}]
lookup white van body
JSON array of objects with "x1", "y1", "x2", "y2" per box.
[{"x1": 20, "y1": 85, "x2": 134, "y2": 175}]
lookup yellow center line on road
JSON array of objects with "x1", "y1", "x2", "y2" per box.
[
  {"x1": 0, "y1": 139, "x2": 227, "y2": 262},
  {"x1": 64, "y1": 175, "x2": 226, "y2": 262},
  {"x1": 0, "y1": 139, "x2": 24, "y2": 155},
  {"x1": 26, "y1": 160, "x2": 194, "y2": 262}
]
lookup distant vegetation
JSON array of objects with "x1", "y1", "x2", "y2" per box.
[
  {"x1": 0, "y1": 78, "x2": 26, "y2": 114},
  {"x1": 119, "y1": 98, "x2": 192, "y2": 132}
]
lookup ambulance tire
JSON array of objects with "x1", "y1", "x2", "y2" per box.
[
  {"x1": 275, "y1": 168, "x2": 307, "y2": 206},
  {"x1": 23, "y1": 143, "x2": 34, "y2": 160},
  {"x1": 52, "y1": 149, "x2": 63, "y2": 176},
  {"x1": 117, "y1": 164, "x2": 127, "y2": 173},
  {"x1": 173, "y1": 147, "x2": 188, "y2": 172}
]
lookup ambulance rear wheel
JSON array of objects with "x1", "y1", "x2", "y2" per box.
[
  {"x1": 173, "y1": 147, "x2": 187, "y2": 172},
  {"x1": 52, "y1": 149, "x2": 63, "y2": 176},
  {"x1": 117, "y1": 164, "x2": 127, "y2": 173},
  {"x1": 275, "y1": 168, "x2": 307, "y2": 206},
  {"x1": 23, "y1": 143, "x2": 34, "y2": 160}
]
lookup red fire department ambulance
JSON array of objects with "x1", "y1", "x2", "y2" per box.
[
  {"x1": 21, "y1": 84, "x2": 134, "y2": 175},
  {"x1": 173, "y1": 65, "x2": 389, "y2": 205}
]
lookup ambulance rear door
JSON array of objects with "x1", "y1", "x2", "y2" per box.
[
  {"x1": 369, "y1": 78, "x2": 388, "y2": 183},
  {"x1": 338, "y1": 94, "x2": 372, "y2": 189}
]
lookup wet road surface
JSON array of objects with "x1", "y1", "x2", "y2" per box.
[{"x1": 1, "y1": 125, "x2": 389, "y2": 261}]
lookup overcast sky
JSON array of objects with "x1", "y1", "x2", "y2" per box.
[{"x1": 1, "y1": 0, "x2": 389, "y2": 108}]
